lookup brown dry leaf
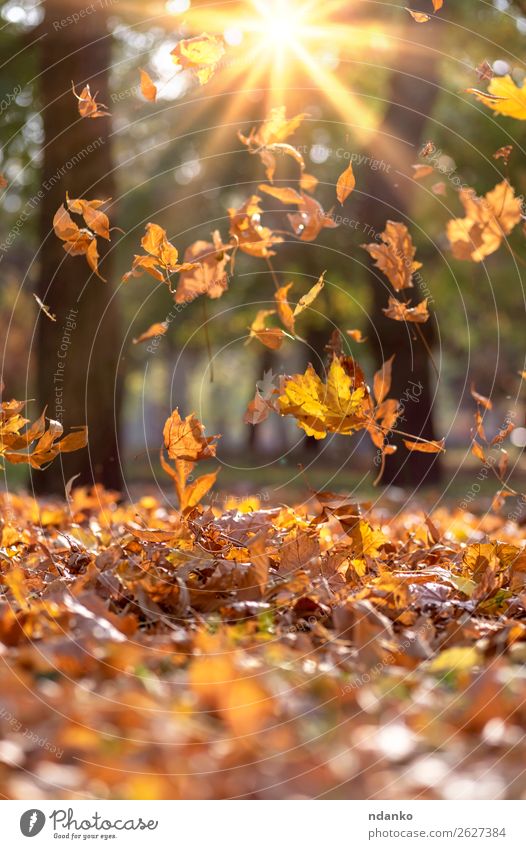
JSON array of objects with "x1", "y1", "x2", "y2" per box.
[
  {"x1": 72, "y1": 82, "x2": 110, "y2": 119},
  {"x1": 247, "y1": 310, "x2": 285, "y2": 350},
  {"x1": 163, "y1": 408, "x2": 218, "y2": 462},
  {"x1": 403, "y1": 438, "x2": 445, "y2": 453},
  {"x1": 493, "y1": 145, "x2": 513, "y2": 164},
  {"x1": 472, "y1": 441, "x2": 487, "y2": 463},
  {"x1": 383, "y1": 296, "x2": 429, "y2": 323},
  {"x1": 0, "y1": 173, "x2": 7, "y2": 189},
  {"x1": 373, "y1": 356, "x2": 395, "y2": 405},
  {"x1": 171, "y1": 34, "x2": 225, "y2": 85},
  {"x1": 258, "y1": 184, "x2": 304, "y2": 205},
  {"x1": 280, "y1": 530, "x2": 320, "y2": 576},
  {"x1": 176, "y1": 234, "x2": 231, "y2": 303},
  {"x1": 228, "y1": 195, "x2": 283, "y2": 258},
  {"x1": 33, "y1": 294, "x2": 56, "y2": 322},
  {"x1": 471, "y1": 384, "x2": 493, "y2": 410},
  {"x1": 244, "y1": 390, "x2": 272, "y2": 425},
  {"x1": 336, "y1": 162, "x2": 356, "y2": 204},
  {"x1": 476, "y1": 60, "x2": 494, "y2": 82},
  {"x1": 288, "y1": 194, "x2": 338, "y2": 241},
  {"x1": 248, "y1": 533, "x2": 270, "y2": 593},
  {"x1": 53, "y1": 196, "x2": 111, "y2": 280},
  {"x1": 362, "y1": 221, "x2": 421, "y2": 291},
  {"x1": 432, "y1": 0, "x2": 443, "y2": 9},
  {"x1": 139, "y1": 69, "x2": 157, "y2": 102},
  {"x1": 123, "y1": 222, "x2": 197, "y2": 285},
  {"x1": 133, "y1": 322, "x2": 168, "y2": 345},
  {"x1": 293, "y1": 273, "x2": 325, "y2": 317},
  {"x1": 447, "y1": 180, "x2": 522, "y2": 262}
]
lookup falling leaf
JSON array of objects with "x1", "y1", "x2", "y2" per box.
[
  {"x1": 33, "y1": 294, "x2": 56, "y2": 322},
  {"x1": 471, "y1": 384, "x2": 492, "y2": 410},
  {"x1": 133, "y1": 321, "x2": 168, "y2": 345},
  {"x1": 373, "y1": 356, "x2": 394, "y2": 405},
  {"x1": 383, "y1": 296, "x2": 429, "y2": 323},
  {"x1": 123, "y1": 222, "x2": 197, "y2": 285},
  {"x1": 139, "y1": 69, "x2": 157, "y2": 102},
  {"x1": 288, "y1": 194, "x2": 338, "y2": 241},
  {"x1": 293, "y1": 272, "x2": 325, "y2": 317},
  {"x1": 299, "y1": 172, "x2": 318, "y2": 193},
  {"x1": 258, "y1": 184, "x2": 304, "y2": 205},
  {"x1": 403, "y1": 438, "x2": 445, "y2": 453},
  {"x1": 72, "y1": 82, "x2": 110, "y2": 119},
  {"x1": 412, "y1": 164, "x2": 434, "y2": 180},
  {"x1": 336, "y1": 162, "x2": 356, "y2": 204},
  {"x1": 228, "y1": 195, "x2": 283, "y2": 258},
  {"x1": 278, "y1": 357, "x2": 367, "y2": 439},
  {"x1": 493, "y1": 144, "x2": 513, "y2": 164},
  {"x1": 405, "y1": 8, "x2": 430, "y2": 23},
  {"x1": 0, "y1": 174, "x2": 7, "y2": 189},
  {"x1": 476, "y1": 60, "x2": 494, "y2": 82},
  {"x1": 432, "y1": 0, "x2": 443, "y2": 9},
  {"x1": 469, "y1": 75, "x2": 526, "y2": 120},
  {"x1": 53, "y1": 196, "x2": 111, "y2": 280},
  {"x1": 247, "y1": 310, "x2": 285, "y2": 350},
  {"x1": 274, "y1": 284, "x2": 296, "y2": 334},
  {"x1": 346, "y1": 329, "x2": 367, "y2": 343},
  {"x1": 447, "y1": 180, "x2": 522, "y2": 262},
  {"x1": 176, "y1": 233, "x2": 231, "y2": 303},
  {"x1": 171, "y1": 33, "x2": 225, "y2": 85},
  {"x1": 362, "y1": 221, "x2": 422, "y2": 291}
]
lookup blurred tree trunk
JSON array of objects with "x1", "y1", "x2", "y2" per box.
[
  {"x1": 34, "y1": 0, "x2": 122, "y2": 493},
  {"x1": 357, "y1": 1, "x2": 442, "y2": 485}
]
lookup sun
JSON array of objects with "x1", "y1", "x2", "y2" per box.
[
  {"x1": 247, "y1": 0, "x2": 312, "y2": 50},
  {"x1": 165, "y1": 0, "x2": 407, "y2": 166}
]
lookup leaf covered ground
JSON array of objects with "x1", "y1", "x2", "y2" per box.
[{"x1": 1, "y1": 485, "x2": 526, "y2": 800}]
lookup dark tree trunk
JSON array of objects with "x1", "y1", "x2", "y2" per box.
[
  {"x1": 34, "y1": 0, "x2": 123, "y2": 493},
  {"x1": 357, "y1": 2, "x2": 443, "y2": 486}
]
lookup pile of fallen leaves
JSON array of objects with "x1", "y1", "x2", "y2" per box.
[{"x1": 2, "y1": 454, "x2": 526, "y2": 799}]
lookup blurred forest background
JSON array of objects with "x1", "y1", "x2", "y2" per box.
[{"x1": 1, "y1": 0, "x2": 526, "y2": 503}]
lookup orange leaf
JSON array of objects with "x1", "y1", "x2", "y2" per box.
[
  {"x1": 336, "y1": 163, "x2": 356, "y2": 204},
  {"x1": 373, "y1": 356, "x2": 394, "y2": 405},
  {"x1": 139, "y1": 68, "x2": 157, "y2": 102},
  {"x1": 133, "y1": 322, "x2": 168, "y2": 344},
  {"x1": 404, "y1": 438, "x2": 445, "y2": 453}
]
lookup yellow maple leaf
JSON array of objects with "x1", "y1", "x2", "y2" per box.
[
  {"x1": 278, "y1": 357, "x2": 367, "y2": 439},
  {"x1": 470, "y1": 74, "x2": 526, "y2": 120}
]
